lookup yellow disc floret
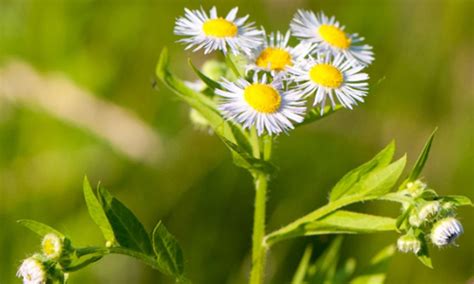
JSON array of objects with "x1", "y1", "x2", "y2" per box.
[
  {"x1": 318, "y1": 25, "x2": 351, "y2": 49},
  {"x1": 309, "y1": 64, "x2": 344, "y2": 88},
  {"x1": 203, "y1": 18, "x2": 238, "y2": 37},
  {"x1": 244, "y1": 84, "x2": 281, "y2": 113},
  {"x1": 256, "y1": 47, "x2": 292, "y2": 71}
]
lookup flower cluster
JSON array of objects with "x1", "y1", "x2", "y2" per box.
[
  {"x1": 396, "y1": 180, "x2": 464, "y2": 255},
  {"x1": 175, "y1": 7, "x2": 373, "y2": 135},
  {"x1": 17, "y1": 233, "x2": 71, "y2": 284}
]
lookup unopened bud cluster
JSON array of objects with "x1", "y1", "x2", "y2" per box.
[
  {"x1": 17, "y1": 233, "x2": 72, "y2": 284},
  {"x1": 396, "y1": 180, "x2": 464, "y2": 254}
]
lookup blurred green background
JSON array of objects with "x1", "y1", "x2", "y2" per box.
[{"x1": 1, "y1": 0, "x2": 473, "y2": 283}]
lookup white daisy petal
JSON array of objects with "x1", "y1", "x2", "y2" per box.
[
  {"x1": 287, "y1": 53, "x2": 369, "y2": 112},
  {"x1": 174, "y1": 7, "x2": 263, "y2": 55},
  {"x1": 216, "y1": 76, "x2": 306, "y2": 136},
  {"x1": 290, "y1": 10, "x2": 374, "y2": 66}
]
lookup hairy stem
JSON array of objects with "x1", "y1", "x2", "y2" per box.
[{"x1": 249, "y1": 136, "x2": 272, "y2": 284}]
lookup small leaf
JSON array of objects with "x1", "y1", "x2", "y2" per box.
[
  {"x1": 97, "y1": 186, "x2": 153, "y2": 254},
  {"x1": 439, "y1": 195, "x2": 472, "y2": 207},
  {"x1": 221, "y1": 137, "x2": 276, "y2": 175},
  {"x1": 83, "y1": 177, "x2": 115, "y2": 244},
  {"x1": 152, "y1": 221, "x2": 185, "y2": 276},
  {"x1": 407, "y1": 128, "x2": 437, "y2": 182},
  {"x1": 330, "y1": 142, "x2": 395, "y2": 201},
  {"x1": 414, "y1": 231, "x2": 433, "y2": 269},
  {"x1": 188, "y1": 59, "x2": 220, "y2": 90},
  {"x1": 306, "y1": 237, "x2": 343, "y2": 284},
  {"x1": 350, "y1": 245, "x2": 395, "y2": 284},
  {"x1": 303, "y1": 211, "x2": 397, "y2": 236},
  {"x1": 17, "y1": 219, "x2": 64, "y2": 238},
  {"x1": 298, "y1": 104, "x2": 344, "y2": 127},
  {"x1": 333, "y1": 258, "x2": 357, "y2": 284},
  {"x1": 292, "y1": 245, "x2": 313, "y2": 284}
]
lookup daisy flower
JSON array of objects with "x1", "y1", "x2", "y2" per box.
[
  {"x1": 216, "y1": 74, "x2": 306, "y2": 135},
  {"x1": 290, "y1": 10, "x2": 374, "y2": 66},
  {"x1": 246, "y1": 30, "x2": 314, "y2": 74},
  {"x1": 17, "y1": 257, "x2": 47, "y2": 284},
  {"x1": 287, "y1": 53, "x2": 369, "y2": 113},
  {"x1": 174, "y1": 6, "x2": 263, "y2": 55}
]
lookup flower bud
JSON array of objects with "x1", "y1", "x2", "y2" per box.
[
  {"x1": 397, "y1": 234, "x2": 421, "y2": 254},
  {"x1": 42, "y1": 233, "x2": 63, "y2": 260},
  {"x1": 402, "y1": 180, "x2": 427, "y2": 197},
  {"x1": 408, "y1": 214, "x2": 422, "y2": 227},
  {"x1": 17, "y1": 256, "x2": 47, "y2": 284},
  {"x1": 430, "y1": 217, "x2": 464, "y2": 247},
  {"x1": 418, "y1": 201, "x2": 441, "y2": 223}
]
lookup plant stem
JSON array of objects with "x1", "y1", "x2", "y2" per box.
[
  {"x1": 250, "y1": 172, "x2": 268, "y2": 284},
  {"x1": 249, "y1": 136, "x2": 272, "y2": 284}
]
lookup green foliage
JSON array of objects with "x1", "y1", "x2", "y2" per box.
[
  {"x1": 152, "y1": 221, "x2": 184, "y2": 276},
  {"x1": 17, "y1": 219, "x2": 64, "y2": 238},
  {"x1": 292, "y1": 245, "x2": 313, "y2": 284},
  {"x1": 305, "y1": 237, "x2": 343, "y2": 284},
  {"x1": 188, "y1": 59, "x2": 220, "y2": 91},
  {"x1": 406, "y1": 128, "x2": 437, "y2": 183},
  {"x1": 18, "y1": 179, "x2": 187, "y2": 282},
  {"x1": 83, "y1": 177, "x2": 115, "y2": 244},
  {"x1": 266, "y1": 142, "x2": 405, "y2": 245}
]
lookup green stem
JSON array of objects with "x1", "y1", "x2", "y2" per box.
[
  {"x1": 249, "y1": 136, "x2": 272, "y2": 284},
  {"x1": 249, "y1": 173, "x2": 268, "y2": 284}
]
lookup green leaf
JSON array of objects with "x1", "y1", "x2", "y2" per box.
[
  {"x1": 439, "y1": 195, "x2": 473, "y2": 207},
  {"x1": 83, "y1": 177, "x2": 115, "y2": 244},
  {"x1": 304, "y1": 211, "x2": 396, "y2": 235},
  {"x1": 221, "y1": 137, "x2": 276, "y2": 174},
  {"x1": 225, "y1": 53, "x2": 246, "y2": 77},
  {"x1": 298, "y1": 104, "x2": 344, "y2": 127},
  {"x1": 306, "y1": 237, "x2": 343, "y2": 284},
  {"x1": 407, "y1": 128, "x2": 437, "y2": 183},
  {"x1": 292, "y1": 245, "x2": 313, "y2": 284},
  {"x1": 188, "y1": 59, "x2": 220, "y2": 90},
  {"x1": 266, "y1": 156, "x2": 406, "y2": 245},
  {"x1": 152, "y1": 221, "x2": 184, "y2": 276},
  {"x1": 414, "y1": 231, "x2": 432, "y2": 269},
  {"x1": 350, "y1": 245, "x2": 395, "y2": 284},
  {"x1": 330, "y1": 142, "x2": 395, "y2": 202},
  {"x1": 17, "y1": 219, "x2": 64, "y2": 238},
  {"x1": 267, "y1": 211, "x2": 396, "y2": 243},
  {"x1": 97, "y1": 186, "x2": 153, "y2": 254}
]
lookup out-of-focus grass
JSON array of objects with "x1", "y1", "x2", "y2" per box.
[{"x1": 1, "y1": 0, "x2": 472, "y2": 283}]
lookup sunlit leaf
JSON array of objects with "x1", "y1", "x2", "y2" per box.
[
  {"x1": 17, "y1": 219, "x2": 64, "y2": 238},
  {"x1": 407, "y1": 128, "x2": 437, "y2": 182},
  {"x1": 83, "y1": 177, "x2": 115, "y2": 244},
  {"x1": 188, "y1": 59, "x2": 220, "y2": 90},
  {"x1": 330, "y1": 142, "x2": 395, "y2": 201}
]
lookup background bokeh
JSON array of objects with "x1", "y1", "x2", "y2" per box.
[{"x1": 1, "y1": 0, "x2": 473, "y2": 283}]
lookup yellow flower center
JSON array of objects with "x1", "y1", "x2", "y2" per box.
[
  {"x1": 309, "y1": 64, "x2": 344, "y2": 88},
  {"x1": 318, "y1": 25, "x2": 351, "y2": 49},
  {"x1": 43, "y1": 239, "x2": 56, "y2": 256},
  {"x1": 244, "y1": 84, "x2": 281, "y2": 113},
  {"x1": 256, "y1": 47, "x2": 292, "y2": 71},
  {"x1": 203, "y1": 17, "x2": 238, "y2": 37}
]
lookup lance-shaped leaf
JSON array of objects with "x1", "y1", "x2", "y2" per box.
[
  {"x1": 17, "y1": 219, "x2": 64, "y2": 238},
  {"x1": 152, "y1": 221, "x2": 184, "y2": 276},
  {"x1": 350, "y1": 244, "x2": 395, "y2": 284},
  {"x1": 83, "y1": 177, "x2": 115, "y2": 244},
  {"x1": 408, "y1": 128, "x2": 437, "y2": 182},
  {"x1": 266, "y1": 156, "x2": 405, "y2": 245},
  {"x1": 438, "y1": 195, "x2": 472, "y2": 207},
  {"x1": 414, "y1": 230, "x2": 433, "y2": 269},
  {"x1": 330, "y1": 141, "x2": 395, "y2": 202},
  {"x1": 188, "y1": 59, "x2": 220, "y2": 90},
  {"x1": 266, "y1": 211, "x2": 396, "y2": 244},
  {"x1": 97, "y1": 186, "x2": 153, "y2": 254}
]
